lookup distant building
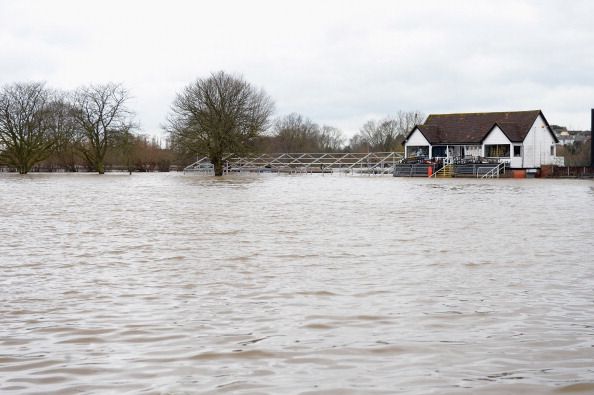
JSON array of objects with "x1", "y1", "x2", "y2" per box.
[
  {"x1": 573, "y1": 131, "x2": 591, "y2": 145},
  {"x1": 403, "y1": 110, "x2": 562, "y2": 169},
  {"x1": 551, "y1": 125, "x2": 574, "y2": 145}
]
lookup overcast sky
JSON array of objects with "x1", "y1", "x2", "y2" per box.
[{"x1": 1, "y1": 0, "x2": 593, "y2": 138}]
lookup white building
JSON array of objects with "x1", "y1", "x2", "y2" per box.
[{"x1": 403, "y1": 110, "x2": 562, "y2": 169}]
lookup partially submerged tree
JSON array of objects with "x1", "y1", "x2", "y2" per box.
[
  {"x1": 44, "y1": 96, "x2": 79, "y2": 171},
  {"x1": 72, "y1": 83, "x2": 133, "y2": 174},
  {"x1": 167, "y1": 71, "x2": 274, "y2": 176},
  {"x1": 107, "y1": 133, "x2": 172, "y2": 172},
  {"x1": 0, "y1": 82, "x2": 55, "y2": 174}
]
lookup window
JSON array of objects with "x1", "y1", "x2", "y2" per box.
[
  {"x1": 485, "y1": 144, "x2": 510, "y2": 158},
  {"x1": 432, "y1": 146, "x2": 446, "y2": 157},
  {"x1": 550, "y1": 145, "x2": 555, "y2": 156},
  {"x1": 408, "y1": 146, "x2": 429, "y2": 158},
  {"x1": 513, "y1": 145, "x2": 522, "y2": 157}
]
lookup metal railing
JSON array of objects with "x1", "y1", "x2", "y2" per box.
[
  {"x1": 430, "y1": 164, "x2": 447, "y2": 178},
  {"x1": 480, "y1": 162, "x2": 507, "y2": 178}
]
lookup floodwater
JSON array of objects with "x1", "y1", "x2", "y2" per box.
[{"x1": 1, "y1": 173, "x2": 593, "y2": 395}]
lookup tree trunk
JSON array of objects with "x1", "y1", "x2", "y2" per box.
[
  {"x1": 211, "y1": 156, "x2": 224, "y2": 176},
  {"x1": 97, "y1": 161, "x2": 105, "y2": 174}
]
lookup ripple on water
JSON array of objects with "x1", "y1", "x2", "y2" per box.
[{"x1": 1, "y1": 174, "x2": 593, "y2": 394}]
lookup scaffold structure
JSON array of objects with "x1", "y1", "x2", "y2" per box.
[{"x1": 184, "y1": 152, "x2": 404, "y2": 175}]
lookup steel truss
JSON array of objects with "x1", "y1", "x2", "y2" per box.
[{"x1": 184, "y1": 152, "x2": 404, "y2": 175}]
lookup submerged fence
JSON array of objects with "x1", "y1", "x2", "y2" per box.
[{"x1": 540, "y1": 165, "x2": 593, "y2": 178}]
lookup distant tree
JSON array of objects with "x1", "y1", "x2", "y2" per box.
[
  {"x1": 348, "y1": 111, "x2": 424, "y2": 152},
  {"x1": 71, "y1": 83, "x2": 134, "y2": 174},
  {"x1": 269, "y1": 113, "x2": 344, "y2": 153},
  {"x1": 319, "y1": 125, "x2": 345, "y2": 152},
  {"x1": 271, "y1": 113, "x2": 320, "y2": 152},
  {"x1": 167, "y1": 71, "x2": 274, "y2": 176},
  {"x1": 0, "y1": 82, "x2": 54, "y2": 174},
  {"x1": 358, "y1": 119, "x2": 386, "y2": 149},
  {"x1": 43, "y1": 96, "x2": 80, "y2": 171},
  {"x1": 557, "y1": 140, "x2": 591, "y2": 166},
  {"x1": 393, "y1": 110, "x2": 425, "y2": 136},
  {"x1": 347, "y1": 133, "x2": 370, "y2": 153},
  {"x1": 114, "y1": 134, "x2": 172, "y2": 172}
]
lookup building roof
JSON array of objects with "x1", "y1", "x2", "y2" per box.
[{"x1": 406, "y1": 110, "x2": 557, "y2": 144}]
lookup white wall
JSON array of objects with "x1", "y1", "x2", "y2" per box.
[
  {"x1": 482, "y1": 126, "x2": 511, "y2": 160},
  {"x1": 511, "y1": 145, "x2": 523, "y2": 168},
  {"x1": 406, "y1": 128, "x2": 429, "y2": 146},
  {"x1": 522, "y1": 114, "x2": 557, "y2": 168},
  {"x1": 483, "y1": 126, "x2": 511, "y2": 146},
  {"x1": 405, "y1": 128, "x2": 430, "y2": 157}
]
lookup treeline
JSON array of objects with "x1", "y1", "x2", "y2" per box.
[
  {"x1": 0, "y1": 82, "x2": 138, "y2": 174},
  {"x1": 557, "y1": 140, "x2": 591, "y2": 166},
  {"x1": 41, "y1": 132, "x2": 173, "y2": 173},
  {"x1": 1, "y1": 76, "x2": 424, "y2": 174},
  {"x1": 251, "y1": 111, "x2": 424, "y2": 154}
]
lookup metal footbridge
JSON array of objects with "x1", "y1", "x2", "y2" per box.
[{"x1": 184, "y1": 152, "x2": 404, "y2": 175}]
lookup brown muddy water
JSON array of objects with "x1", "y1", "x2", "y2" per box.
[{"x1": 1, "y1": 173, "x2": 593, "y2": 395}]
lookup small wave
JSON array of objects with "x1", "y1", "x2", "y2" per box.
[
  {"x1": 555, "y1": 383, "x2": 594, "y2": 393},
  {"x1": 0, "y1": 359, "x2": 63, "y2": 372},
  {"x1": 303, "y1": 323, "x2": 334, "y2": 330},
  {"x1": 57, "y1": 336, "x2": 107, "y2": 344},
  {"x1": 296, "y1": 290, "x2": 339, "y2": 297},
  {"x1": 189, "y1": 349, "x2": 279, "y2": 360}
]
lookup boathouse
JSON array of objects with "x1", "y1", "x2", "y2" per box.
[{"x1": 403, "y1": 110, "x2": 561, "y2": 169}]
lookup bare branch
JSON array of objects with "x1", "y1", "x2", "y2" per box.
[
  {"x1": 0, "y1": 82, "x2": 55, "y2": 173},
  {"x1": 71, "y1": 83, "x2": 134, "y2": 174},
  {"x1": 166, "y1": 71, "x2": 274, "y2": 175}
]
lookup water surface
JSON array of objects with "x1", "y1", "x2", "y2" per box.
[{"x1": 1, "y1": 173, "x2": 593, "y2": 394}]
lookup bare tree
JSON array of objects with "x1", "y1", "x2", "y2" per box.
[
  {"x1": 557, "y1": 140, "x2": 591, "y2": 166},
  {"x1": 0, "y1": 82, "x2": 54, "y2": 174},
  {"x1": 352, "y1": 119, "x2": 397, "y2": 151},
  {"x1": 167, "y1": 71, "x2": 274, "y2": 176},
  {"x1": 270, "y1": 113, "x2": 344, "y2": 153},
  {"x1": 271, "y1": 113, "x2": 320, "y2": 152},
  {"x1": 44, "y1": 96, "x2": 79, "y2": 171},
  {"x1": 349, "y1": 111, "x2": 425, "y2": 152},
  {"x1": 358, "y1": 120, "x2": 385, "y2": 149},
  {"x1": 347, "y1": 134, "x2": 370, "y2": 153},
  {"x1": 72, "y1": 83, "x2": 133, "y2": 174},
  {"x1": 319, "y1": 125, "x2": 345, "y2": 152},
  {"x1": 394, "y1": 110, "x2": 425, "y2": 136}
]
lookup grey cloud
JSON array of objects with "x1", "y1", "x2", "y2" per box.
[{"x1": 1, "y1": 0, "x2": 593, "y2": 137}]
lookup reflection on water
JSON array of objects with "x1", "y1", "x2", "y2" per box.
[{"x1": 1, "y1": 173, "x2": 594, "y2": 394}]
